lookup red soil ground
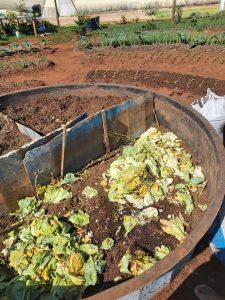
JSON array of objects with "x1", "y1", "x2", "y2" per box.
[{"x1": 0, "y1": 37, "x2": 225, "y2": 299}]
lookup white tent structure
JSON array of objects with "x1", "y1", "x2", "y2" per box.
[{"x1": 0, "y1": 0, "x2": 221, "y2": 17}]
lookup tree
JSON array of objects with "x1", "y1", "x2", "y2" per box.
[
  {"x1": 15, "y1": 0, "x2": 29, "y2": 14},
  {"x1": 220, "y1": 0, "x2": 225, "y2": 11},
  {"x1": 172, "y1": 0, "x2": 176, "y2": 21}
]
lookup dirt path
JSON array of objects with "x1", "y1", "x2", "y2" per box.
[{"x1": 0, "y1": 39, "x2": 225, "y2": 299}]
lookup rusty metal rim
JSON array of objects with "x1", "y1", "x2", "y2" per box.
[{"x1": 0, "y1": 83, "x2": 224, "y2": 299}]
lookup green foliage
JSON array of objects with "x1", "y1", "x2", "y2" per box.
[
  {"x1": 82, "y1": 186, "x2": 98, "y2": 199},
  {"x1": 75, "y1": 14, "x2": 89, "y2": 36},
  {"x1": 120, "y1": 15, "x2": 127, "y2": 24},
  {"x1": 142, "y1": 20, "x2": 157, "y2": 31},
  {"x1": 143, "y1": 3, "x2": 159, "y2": 21},
  {"x1": 43, "y1": 185, "x2": 72, "y2": 203},
  {"x1": 42, "y1": 20, "x2": 58, "y2": 33},
  {"x1": 160, "y1": 215, "x2": 187, "y2": 242},
  {"x1": 123, "y1": 216, "x2": 138, "y2": 236},
  {"x1": 69, "y1": 210, "x2": 90, "y2": 226},
  {"x1": 101, "y1": 238, "x2": 114, "y2": 250},
  {"x1": 133, "y1": 16, "x2": 140, "y2": 23},
  {"x1": 99, "y1": 11, "x2": 225, "y2": 47},
  {"x1": 15, "y1": 0, "x2": 29, "y2": 14}
]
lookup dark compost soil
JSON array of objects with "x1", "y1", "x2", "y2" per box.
[
  {"x1": 2, "y1": 94, "x2": 132, "y2": 135},
  {"x1": 0, "y1": 113, "x2": 31, "y2": 156}
]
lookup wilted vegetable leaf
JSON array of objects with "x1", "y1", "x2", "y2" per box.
[
  {"x1": 198, "y1": 204, "x2": 208, "y2": 211},
  {"x1": 174, "y1": 191, "x2": 194, "y2": 215},
  {"x1": 160, "y1": 215, "x2": 187, "y2": 242},
  {"x1": 154, "y1": 245, "x2": 170, "y2": 260},
  {"x1": 84, "y1": 257, "x2": 97, "y2": 286},
  {"x1": 123, "y1": 216, "x2": 138, "y2": 236},
  {"x1": 62, "y1": 173, "x2": 79, "y2": 185},
  {"x1": 101, "y1": 238, "x2": 114, "y2": 250},
  {"x1": 130, "y1": 250, "x2": 156, "y2": 276},
  {"x1": 191, "y1": 167, "x2": 205, "y2": 186},
  {"x1": 9, "y1": 250, "x2": 29, "y2": 272},
  {"x1": 119, "y1": 252, "x2": 131, "y2": 274},
  {"x1": 69, "y1": 253, "x2": 85, "y2": 276},
  {"x1": 17, "y1": 197, "x2": 38, "y2": 218},
  {"x1": 79, "y1": 244, "x2": 98, "y2": 255},
  {"x1": 137, "y1": 207, "x2": 158, "y2": 225},
  {"x1": 82, "y1": 186, "x2": 98, "y2": 199},
  {"x1": 43, "y1": 186, "x2": 72, "y2": 203},
  {"x1": 68, "y1": 275, "x2": 85, "y2": 286},
  {"x1": 69, "y1": 210, "x2": 90, "y2": 227}
]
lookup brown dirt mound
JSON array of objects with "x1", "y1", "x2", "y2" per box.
[
  {"x1": 0, "y1": 113, "x2": 31, "y2": 156},
  {"x1": 86, "y1": 69, "x2": 225, "y2": 105},
  {"x1": 2, "y1": 94, "x2": 131, "y2": 135}
]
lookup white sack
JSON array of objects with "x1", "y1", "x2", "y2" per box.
[{"x1": 192, "y1": 88, "x2": 225, "y2": 141}]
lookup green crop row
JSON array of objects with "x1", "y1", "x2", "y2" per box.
[{"x1": 101, "y1": 30, "x2": 225, "y2": 47}]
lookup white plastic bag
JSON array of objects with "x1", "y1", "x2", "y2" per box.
[{"x1": 192, "y1": 89, "x2": 225, "y2": 141}]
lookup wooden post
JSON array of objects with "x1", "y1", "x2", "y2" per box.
[
  {"x1": 32, "y1": 17, "x2": 37, "y2": 37},
  {"x1": 54, "y1": 0, "x2": 61, "y2": 28},
  {"x1": 172, "y1": 0, "x2": 176, "y2": 22},
  {"x1": 70, "y1": 0, "x2": 79, "y2": 15},
  {"x1": 61, "y1": 124, "x2": 67, "y2": 178},
  {"x1": 101, "y1": 110, "x2": 110, "y2": 154}
]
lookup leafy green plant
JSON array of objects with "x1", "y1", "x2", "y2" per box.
[
  {"x1": 120, "y1": 15, "x2": 127, "y2": 24},
  {"x1": 75, "y1": 13, "x2": 89, "y2": 36},
  {"x1": 177, "y1": 31, "x2": 187, "y2": 43},
  {"x1": 133, "y1": 16, "x2": 140, "y2": 23},
  {"x1": 15, "y1": 0, "x2": 29, "y2": 14},
  {"x1": 142, "y1": 20, "x2": 157, "y2": 31},
  {"x1": 143, "y1": 3, "x2": 159, "y2": 21}
]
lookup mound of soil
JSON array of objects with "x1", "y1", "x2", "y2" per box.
[
  {"x1": 86, "y1": 69, "x2": 225, "y2": 104},
  {"x1": 0, "y1": 80, "x2": 45, "y2": 95},
  {"x1": 3, "y1": 94, "x2": 131, "y2": 135},
  {"x1": 0, "y1": 113, "x2": 31, "y2": 156},
  {"x1": 0, "y1": 58, "x2": 55, "y2": 78}
]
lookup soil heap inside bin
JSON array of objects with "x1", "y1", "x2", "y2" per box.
[
  {"x1": 2, "y1": 91, "x2": 132, "y2": 135},
  {"x1": 0, "y1": 113, "x2": 31, "y2": 156}
]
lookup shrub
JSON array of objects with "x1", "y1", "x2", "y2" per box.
[
  {"x1": 143, "y1": 3, "x2": 159, "y2": 21},
  {"x1": 120, "y1": 15, "x2": 127, "y2": 24},
  {"x1": 142, "y1": 20, "x2": 157, "y2": 30}
]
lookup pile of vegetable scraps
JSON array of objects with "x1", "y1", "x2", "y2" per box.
[{"x1": 0, "y1": 127, "x2": 208, "y2": 299}]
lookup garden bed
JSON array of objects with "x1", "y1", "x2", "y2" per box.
[
  {"x1": 0, "y1": 126, "x2": 208, "y2": 298},
  {"x1": 0, "y1": 113, "x2": 31, "y2": 156},
  {"x1": 2, "y1": 93, "x2": 132, "y2": 135},
  {"x1": 0, "y1": 57, "x2": 55, "y2": 78}
]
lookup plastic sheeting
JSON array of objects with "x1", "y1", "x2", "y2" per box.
[{"x1": 0, "y1": 0, "x2": 220, "y2": 16}]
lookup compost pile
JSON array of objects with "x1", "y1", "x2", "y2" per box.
[{"x1": 0, "y1": 127, "x2": 208, "y2": 299}]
